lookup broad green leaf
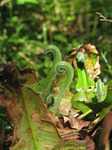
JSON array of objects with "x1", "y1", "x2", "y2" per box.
[
  {"x1": 83, "y1": 81, "x2": 112, "y2": 135},
  {"x1": 72, "y1": 89, "x2": 95, "y2": 103},
  {"x1": 71, "y1": 90, "x2": 95, "y2": 118},
  {"x1": 10, "y1": 86, "x2": 61, "y2": 150},
  {"x1": 76, "y1": 80, "x2": 112, "y2": 123},
  {"x1": 72, "y1": 80, "x2": 112, "y2": 120},
  {"x1": 95, "y1": 79, "x2": 106, "y2": 102},
  {"x1": 76, "y1": 62, "x2": 95, "y2": 92},
  {"x1": 0, "y1": 64, "x2": 61, "y2": 150},
  {"x1": 72, "y1": 101, "x2": 92, "y2": 119}
]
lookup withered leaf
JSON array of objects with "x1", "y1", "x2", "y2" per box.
[{"x1": 62, "y1": 116, "x2": 89, "y2": 130}]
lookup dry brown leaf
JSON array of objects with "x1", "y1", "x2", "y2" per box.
[
  {"x1": 55, "y1": 116, "x2": 90, "y2": 142},
  {"x1": 84, "y1": 135, "x2": 95, "y2": 150},
  {"x1": 55, "y1": 116, "x2": 80, "y2": 140},
  {"x1": 62, "y1": 116, "x2": 89, "y2": 130},
  {"x1": 57, "y1": 126, "x2": 80, "y2": 141},
  {"x1": 5, "y1": 135, "x2": 13, "y2": 142},
  {"x1": 69, "y1": 117, "x2": 90, "y2": 130}
]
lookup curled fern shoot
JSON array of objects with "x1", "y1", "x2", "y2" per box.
[
  {"x1": 52, "y1": 61, "x2": 74, "y2": 115},
  {"x1": 44, "y1": 45, "x2": 62, "y2": 67},
  {"x1": 37, "y1": 45, "x2": 62, "y2": 100}
]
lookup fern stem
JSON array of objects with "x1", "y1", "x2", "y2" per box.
[
  {"x1": 37, "y1": 45, "x2": 62, "y2": 99},
  {"x1": 52, "y1": 61, "x2": 74, "y2": 115}
]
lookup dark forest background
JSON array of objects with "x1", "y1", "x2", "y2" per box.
[{"x1": 0, "y1": 0, "x2": 112, "y2": 81}]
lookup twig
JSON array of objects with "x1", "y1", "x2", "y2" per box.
[{"x1": 96, "y1": 12, "x2": 112, "y2": 23}]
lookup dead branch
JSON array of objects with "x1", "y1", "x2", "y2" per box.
[{"x1": 96, "y1": 12, "x2": 112, "y2": 23}]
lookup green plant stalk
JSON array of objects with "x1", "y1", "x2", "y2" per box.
[
  {"x1": 43, "y1": 22, "x2": 48, "y2": 45},
  {"x1": 101, "y1": 52, "x2": 112, "y2": 76},
  {"x1": 52, "y1": 61, "x2": 74, "y2": 115},
  {"x1": 37, "y1": 45, "x2": 62, "y2": 100}
]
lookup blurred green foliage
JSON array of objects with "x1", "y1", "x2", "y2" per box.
[{"x1": 0, "y1": 0, "x2": 112, "y2": 80}]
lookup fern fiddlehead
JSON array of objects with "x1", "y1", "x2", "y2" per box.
[
  {"x1": 52, "y1": 61, "x2": 74, "y2": 115},
  {"x1": 37, "y1": 45, "x2": 62, "y2": 100},
  {"x1": 44, "y1": 45, "x2": 62, "y2": 67}
]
